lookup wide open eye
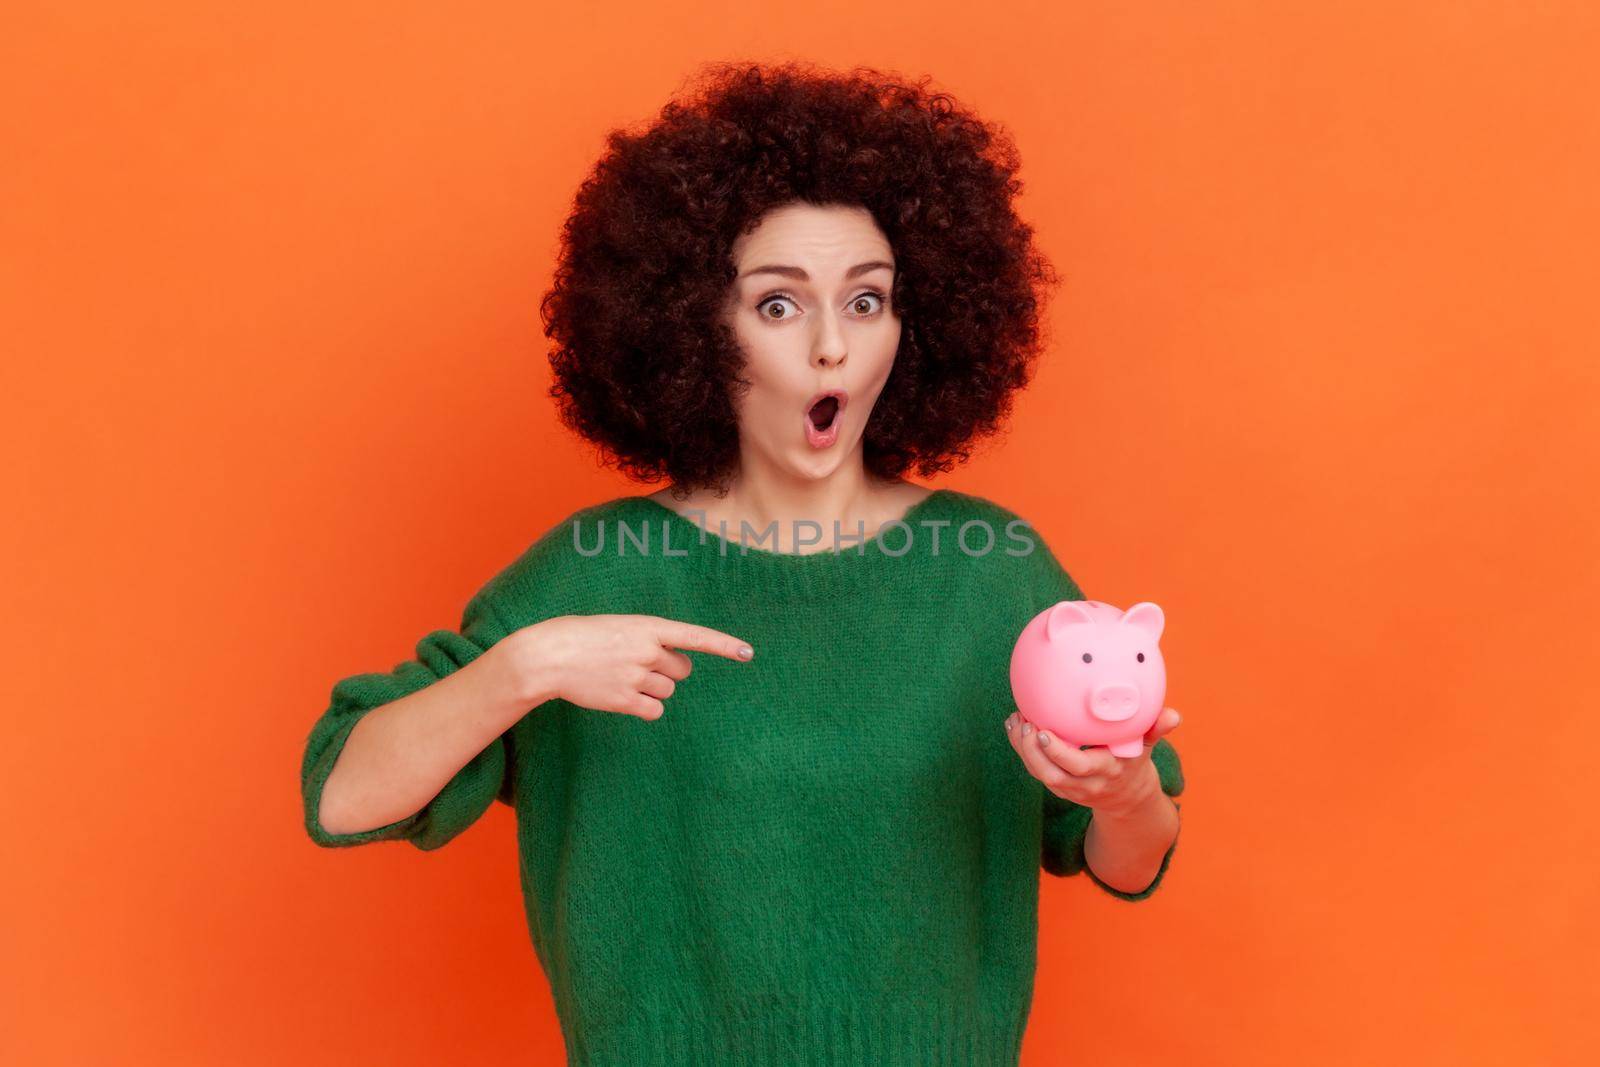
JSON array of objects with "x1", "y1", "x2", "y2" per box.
[
  {"x1": 757, "y1": 294, "x2": 800, "y2": 320},
  {"x1": 1081, "y1": 652, "x2": 1092, "y2": 664},
  {"x1": 850, "y1": 290, "x2": 886, "y2": 315},
  {"x1": 1137, "y1": 652, "x2": 1145, "y2": 663}
]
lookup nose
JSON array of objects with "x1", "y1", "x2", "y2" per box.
[
  {"x1": 1088, "y1": 683, "x2": 1139, "y2": 723},
  {"x1": 812, "y1": 311, "x2": 848, "y2": 369},
  {"x1": 813, "y1": 347, "x2": 847, "y2": 370}
]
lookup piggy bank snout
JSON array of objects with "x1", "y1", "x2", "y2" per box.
[{"x1": 1088, "y1": 683, "x2": 1140, "y2": 723}]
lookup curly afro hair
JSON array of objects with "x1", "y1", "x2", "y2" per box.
[{"x1": 540, "y1": 59, "x2": 1060, "y2": 497}]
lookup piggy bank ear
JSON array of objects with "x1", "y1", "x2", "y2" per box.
[
  {"x1": 1120, "y1": 602, "x2": 1165, "y2": 641},
  {"x1": 1044, "y1": 600, "x2": 1097, "y2": 643}
]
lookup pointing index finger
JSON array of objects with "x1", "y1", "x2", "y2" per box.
[{"x1": 653, "y1": 618, "x2": 754, "y2": 662}]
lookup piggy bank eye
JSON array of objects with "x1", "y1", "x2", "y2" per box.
[
  {"x1": 1081, "y1": 652, "x2": 1092, "y2": 663},
  {"x1": 1137, "y1": 652, "x2": 1145, "y2": 663}
]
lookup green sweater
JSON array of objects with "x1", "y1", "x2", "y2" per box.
[{"x1": 300, "y1": 488, "x2": 1184, "y2": 1066}]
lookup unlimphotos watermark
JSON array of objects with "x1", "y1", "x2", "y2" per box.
[{"x1": 570, "y1": 512, "x2": 1040, "y2": 558}]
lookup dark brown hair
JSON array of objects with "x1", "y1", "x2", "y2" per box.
[{"x1": 540, "y1": 59, "x2": 1059, "y2": 496}]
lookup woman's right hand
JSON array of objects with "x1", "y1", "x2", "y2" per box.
[{"x1": 494, "y1": 614, "x2": 755, "y2": 720}]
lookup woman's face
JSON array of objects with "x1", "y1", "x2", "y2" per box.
[{"x1": 723, "y1": 201, "x2": 902, "y2": 484}]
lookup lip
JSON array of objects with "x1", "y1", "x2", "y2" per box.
[
  {"x1": 805, "y1": 388, "x2": 849, "y2": 415},
  {"x1": 803, "y1": 389, "x2": 848, "y2": 449}
]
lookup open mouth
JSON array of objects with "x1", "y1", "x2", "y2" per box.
[
  {"x1": 803, "y1": 390, "x2": 847, "y2": 448},
  {"x1": 808, "y1": 395, "x2": 840, "y2": 430}
]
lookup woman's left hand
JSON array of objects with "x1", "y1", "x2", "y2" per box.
[{"x1": 1004, "y1": 707, "x2": 1181, "y2": 817}]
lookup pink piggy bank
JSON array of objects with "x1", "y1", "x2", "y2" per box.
[{"x1": 1009, "y1": 600, "x2": 1167, "y2": 758}]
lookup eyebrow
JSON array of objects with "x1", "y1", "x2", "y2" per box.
[{"x1": 738, "y1": 260, "x2": 896, "y2": 282}]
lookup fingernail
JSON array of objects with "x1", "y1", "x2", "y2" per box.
[
  {"x1": 738, "y1": 645, "x2": 753, "y2": 660},
  {"x1": 1172, "y1": 711, "x2": 1181, "y2": 725},
  {"x1": 1021, "y1": 723, "x2": 1032, "y2": 736},
  {"x1": 1004, "y1": 715, "x2": 1015, "y2": 731},
  {"x1": 1038, "y1": 732, "x2": 1052, "y2": 747}
]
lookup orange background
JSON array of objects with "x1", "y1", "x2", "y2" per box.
[{"x1": 4, "y1": 3, "x2": 1596, "y2": 1064}]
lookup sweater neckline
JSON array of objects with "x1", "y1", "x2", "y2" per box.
[{"x1": 620, "y1": 488, "x2": 955, "y2": 602}]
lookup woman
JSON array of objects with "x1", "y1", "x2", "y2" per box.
[{"x1": 301, "y1": 60, "x2": 1185, "y2": 1066}]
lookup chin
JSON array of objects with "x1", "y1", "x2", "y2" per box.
[
  {"x1": 786, "y1": 458, "x2": 837, "y2": 481},
  {"x1": 794, "y1": 445, "x2": 858, "y2": 480}
]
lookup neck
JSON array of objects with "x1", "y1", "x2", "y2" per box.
[{"x1": 671, "y1": 454, "x2": 901, "y2": 554}]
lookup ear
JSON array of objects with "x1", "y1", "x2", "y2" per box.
[
  {"x1": 1044, "y1": 600, "x2": 1096, "y2": 643},
  {"x1": 1120, "y1": 602, "x2": 1165, "y2": 641}
]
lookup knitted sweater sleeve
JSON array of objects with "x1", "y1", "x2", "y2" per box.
[
  {"x1": 1026, "y1": 532, "x2": 1186, "y2": 901},
  {"x1": 299, "y1": 588, "x2": 516, "y2": 851}
]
